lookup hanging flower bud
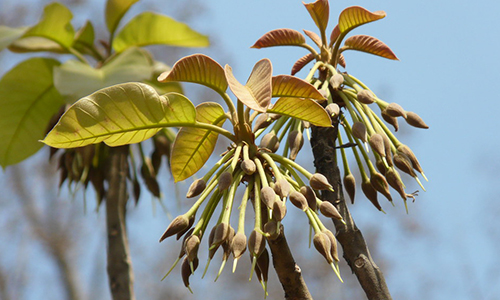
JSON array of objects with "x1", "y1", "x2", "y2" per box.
[
  {"x1": 370, "y1": 172, "x2": 392, "y2": 202},
  {"x1": 329, "y1": 73, "x2": 344, "y2": 89},
  {"x1": 185, "y1": 235, "x2": 201, "y2": 262},
  {"x1": 259, "y1": 132, "x2": 280, "y2": 153},
  {"x1": 385, "y1": 102, "x2": 407, "y2": 118},
  {"x1": 186, "y1": 178, "x2": 206, "y2": 198},
  {"x1": 352, "y1": 122, "x2": 367, "y2": 143},
  {"x1": 322, "y1": 229, "x2": 339, "y2": 262},
  {"x1": 253, "y1": 113, "x2": 272, "y2": 132},
  {"x1": 356, "y1": 89, "x2": 375, "y2": 104},
  {"x1": 218, "y1": 171, "x2": 233, "y2": 191},
  {"x1": 248, "y1": 230, "x2": 266, "y2": 258},
  {"x1": 319, "y1": 201, "x2": 342, "y2": 220},
  {"x1": 309, "y1": 173, "x2": 333, "y2": 191},
  {"x1": 272, "y1": 199, "x2": 287, "y2": 221},
  {"x1": 385, "y1": 168, "x2": 406, "y2": 200},
  {"x1": 288, "y1": 130, "x2": 304, "y2": 160},
  {"x1": 397, "y1": 144, "x2": 423, "y2": 174},
  {"x1": 382, "y1": 110, "x2": 399, "y2": 131},
  {"x1": 382, "y1": 134, "x2": 393, "y2": 166},
  {"x1": 256, "y1": 248, "x2": 270, "y2": 285},
  {"x1": 181, "y1": 256, "x2": 199, "y2": 291},
  {"x1": 343, "y1": 173, "x2": 356, "y2": 204},
  {"x1": 176, "y1": 213, "x2": 196, "y2": 240},
  {"x1": 263, "y1": 220, "x2": 280, "y2": 240},
  {"x1": 231, "y1": 232, "x2": 247, "y2": 260},
  {"x1": 261, "y1": 186, "x2": 277, "y2": 210},
  {"x1": 241, "y1": 159, "x2": 256, "y2": 175},
  {"x1": 361, "y1": 179, "x2": 381, "y2": 211},
  {"x1": 369, "y1": 133, "x2": 385, "y2": 157},
  {"x1": 326, "y1": 103, "x2": 340, "y2": 118},
  {"x1": 212, "y1": 222, "x2": 230, "y2": 247},
  {"x1": 393, "y1": 152, "x2": 416, "y2": 177},
  {"x1": 404, "y1": 111, "x2": 429, "y2": 129},
  {"x1": 273, "y1": 178, "x2": 290, "y2": 198},
  {"x1": 289, "y1": 190, "x2": 309, "y2": 211},
  {"x1": 313, "y1": 232, "x2": 333, "y2": 264},
  {"x1": 160, "y1": 215, "x2": 190, "y2": 242},
  {"x1": 300, "y1": 186, "x2": 317, "y2": 211}
]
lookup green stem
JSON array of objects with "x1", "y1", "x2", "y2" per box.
[
  {"x1": 218, "y1": 92, "x2": 238, "y2": 126},
  {"x1": 221, "y1": 171, "x2": 244, "y2": 224},
  {"x1": 265, "y1": 153, "x2": 313, "y2": 180}
]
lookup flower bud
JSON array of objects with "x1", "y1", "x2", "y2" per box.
[
  {"x1": 256, "y1": 248, "x2": 270, "y2": 283},
  {"x1": 385, "y1": 102, "x2": 407, "y2": 118},
  {"x1": 397, "y1": 144, "x2": 423, "y2": 174},
  {"x1": 289, "y1": 190, "x2": 309, "y2": 211},
  {"x1": 185, "y1": 234, "x2": 200, "y2": 262},
  {"x1": 300, "y1": 186, "x2": 317, "y2": 211},
  {"x1": 356, "y1": 89, "x2": 375, "y2": 104},
  {"x1": 218, "y1": 171, "x2": 233, "y2": 191},
  {"x1": 273, "y1": 178, "x2": 290, "y2": 198},
  {"x1": 326, "y1": 103, "x2": 340, "y2": 118},
  {"x1": 319, "y1": 201, "x2": 342, "y2": 220},
  {"x1": 231, "y1": 232, "x2": 247, "y2": 259},
  {"x1": 302, "y1": 120, "x2": 310, "y2": 129},
  {"x1": 159, "y1": 215, "x2": 190, "y2": 242},
  {"x1": 263, "y1": 220, "x2": 280, "y2": 240},
  {"x1": 261, "y1": 186, "x2": 276, "y2": 209},
  {"x1": 186, "y1": 178, "x2": 206, "y2": 198},
  {"x1": 288, "y1": 130, "x2": 304, "y2": 160},
  {"x1": 343, "y1": 173, "x2": 356, "y2": 204},
  {"x1": 272, "y1": 199, "x2": 287, "y2": 221},
  {"x1": 181, "y1": 256, "x2": 198, "y2": 290},
  {"x1": 176, "y1": 213, "x2": 195, "y2": 240},
  {"x1": 369, "y1": 133, "x2": 385, "y2": 157},
  {"x1": 259, "y1": 132, "x2": 280, "y2": 153},
  {"x1": 361, "y1": 179, "x2": 381, "y2": 211},
  {"x1": 382, "y1": 110, "x2": 399, "y2": 131},
  {"x1": 309, "y1": 173, "x2": 333, "y2": 191},
  {"x1": 248, "y1": 229, "x2": 266, "y2": 257},
  {"x1": 352, "y1": 122, "x2": 367, "y2": 143},
  {"x1": 370, "y1": 172, "x2": 392, "y2": 202},
  {"x1": 376, "y1": 157, "x2": 387, "y2": 175},
  {"x1": 382, "y1": 134, "x2": 393, "y2": 166},
  {"x1": 212, "y1": 222, "x2": 230, "y2": 247},
  {"x1": 329, "y1": 73, "x2": 344, "y2": 89},
  {"x1": 240, "y1": 159, "x2": 256, "y2": 175},
  {"x1": 322, "y1": 229, "x2": 339, "y2": 262},
  {"x1": 405, "y1": 111, "x2": 429, "y2": 129},
  {"x1": 385, "y1": 168, "x2": 406, "y2": 200},
  {"x1": 393, "y1": 152, "x2": 416, "y2": 177},
  {"x1": 313, "y1": 232, "x2": 333, "y2": 264},
  {"x1": 253, "y1": 113, "x2": 272, "y2": 132}
]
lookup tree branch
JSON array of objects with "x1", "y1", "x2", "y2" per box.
[
  {"x1": 106, "y1": 145, "x2": 135, "y2": 300},
  {"x1": 267, "y1": 224, "x2": 312, "y2": 300},
  {"x1": 310, "y1": 124, "x2": 392, "y2": 300}
]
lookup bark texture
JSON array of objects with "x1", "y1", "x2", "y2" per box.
[
  {"x1": 310, "y1": 124, "x2": 392, "y2": 300},
  {"x1": 106, "y1": 145, "x2": 135, "y2": 300}
]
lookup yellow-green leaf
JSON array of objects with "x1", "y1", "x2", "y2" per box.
[
  {"x1": 22, "y1": 2, "x2": 75, "y2": 49},
  {"x1": 251, "y1": 28, "x2": 306, "y2": 49},
  {"x1": 73, "y1": 21, "x2": 95, "y2": 55},
  {"x1": 0, "y1": 58, "x2": 64, "y2": 167},
  {"x1": 304, "y1": 0, "x2": 329, "y2": 37},
  {"x1": 225, "y1": 59, "x2": 272, "y2": 112},
  {"x1": 171, "y1": 102, "x2": 226, "y2": 182},
  {"x1": 267, "y1": 97, "x2": 331, "y2": 127},
  {"x1": 343, "y1": 35, "x2": 398, "y2": 60},
  {"x1": 158, "y1": 54, "x2": 227, "y2": 95},
  {"x1": 0, "y1": 26, "x2": 27, "y2": 51},
  {"x1": 112, "y1": 12, "x2": 209, "y2": 52},
  {"x1": 338, "y1": 6, "x2": 386, "y2": 34},
  {"x1": 272, "y1": 75, "x2": 325, "y2": 100},
  {"x1": 105, "y1": 0, "x2": 139, "y2": 37},
  {"x1": 42, "y1": 82, "x2": 196, "y2": 148},
  {"x1": 8, "y1": 36, "x2": 67, "y2": 53}
]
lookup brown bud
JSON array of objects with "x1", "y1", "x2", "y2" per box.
[
  {"x1": 386, "y1": 168, "x2": 406, "y2": 200},
  {"x1": 393, "y1": 152, "x2": 416, "y2": 177},
  {"x1": 357, "y1": 89, "x2": 375, "y2": 104},
  {"x1": 382, "y1": 110, "x2": 399, "y2": 131},
  {"x1": 221, "y1": 226, "x2": 235, "y2": 260},
  {"x1": 326, "y1": 103, "x2": 340, "y2": 118},
  {"x1": 322, "y1": 229, "x2": 339, "y2": 262},
  {"x1": 260, "y1": 186, "x2": 276, "y2": 210},
  {"x1": 256, "y1": 248, "x2": 270, "y2": 283},
  {"x1": 208, "y1": 226, "x2": 219, "y2": 259},
  {"x1": 313, "y1": 232, "x2": 333, "y2": 264},
  {"x1": 385, "y1": 102, "x2": 407, "y2": 118},
  {"x1": 241, "y1": 159, "x2": 256, "y2": 175},
  {"x1": 184, "y1": 235, "x2": 200, "y2": 262},
  {"x1": 376, "y1": 157, "x2": 388, "y2": 175},
  {"x1": 343, "y1": 173, "x2": 356, "y2": 204},
  {"x1": 300, "y1": 186, "x2": 317, "y2": 211},
  {"x1": 361, "y1": 179, "x2": 381, "y2": 211},
  {"x1": 289, "y1": 190, "x2": 309, "y2": 211},
  {"x1": 153, "y1": 133, "x2": 171, "y2": 156},
  {"x1": 218, "y1": 171, "x2": 233, "y2": 191},
  {"x1": 302, "y1": 120, "x2": 311, "y2": 129},
  {"x1": 397, "y1": 144, "x2": 423, "y2": 174},
  {"x1": 319, "y1": 201, "x2": 342, "y2": 220},
  {"x1": 259, "y1": 132, "x2": 280, "y2": 153},
  {"x1": 351, "y1": 122, "x2": 367, "y2": 143},
  {"x1": 382, "y1": 134, "x2": 393, "y2": 166},
  {"x1": 370, "y1": 172, "x2": 392, "y2": 202},
  {"x1": 181, "y1": 256, "x2": 198, "y2": 289},
  {"x1": 212, "y1": 222, "x2": 230, "y2": 247},
  {"x1": 253, "y1": 113, "x2": 272, "y2": 132},
  {"x1": 186, "y1": 178, "x2": 206, "y2": 198},
  {"x1": 288, "y1": 130, "x2": 304, "y2": 160},
  {"x1": 273, "y1": 178, "x2": 290, "y2": 198},
  {"x1": 263, "y1": 220, "x2": 280, "y2": 240},
  {"x1": 369, "y1": 133, "x2": 385, "y2": 157},
  {"x1": 231, "y1": 232, "x2": 247, "y2": 259},
  {"x1": 176, "y1": 213, "x2": 196, "y2": 240},
  {"x1": 160, "y1": 215, "x2": 190, "y2": 242},
  {"x1": 248, "y1": 230, "x2": 266, "y2": 257},
  {"x1": 272, "y1": 199, "x2": 287, "y2": 221},
  {"x1": 310, "y1": 173, "x2": 333, "y2": 191},
  {"x1": 329, "y1": 73, "x2": 344, "y2": 89},
  {"x1": 405, "y1": 111, "x2": 429, "y2": 129}
]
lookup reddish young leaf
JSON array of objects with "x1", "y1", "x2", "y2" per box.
[
  {"x1": 272, "y1": 75, "x2": 324, "y2": 100},
  {"x1": 158, "y1": 54, "x2": 228, "y2": 95},
  {"x1": 344, "y1": 35, "x2": 398, "y2": 60},
  {"x1": 338, "y1": 53, "x2": 346, "y2": 68},
  {"x1": 251, "y1": 28, "x2": 305, "y2": 49},
  {"x1": 303, "y1": 0, "x2": 329, "y2": 37},
  {"x1": 291, "y1": 53, "x2": 315, "y2": 75},
  {"x1": 338, "y1": 6, "x2": 386, "y2": 34},
  {"x1": 329, "y1": 25, "x2": 340, "y2": 47},
  {"x1": 303, "y1": 29, "x2": 322, "y2": 47}
]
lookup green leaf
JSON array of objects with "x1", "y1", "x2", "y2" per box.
[
  {"x1": 171, "y1": 102, "x2": 226, "y2": 182},
  {"x1": 146, "y1": 61, "x2": 184, "y2": 95},
  {"x1": 267, "y1": 97, "x2": 331, "y2": 127},
  {"x1": 105, "y1": 0, "x2": 140, "y2": 37},
  {"x1": 338, "y1": 6, "x2": 386, "y2": 34},
  {"x1": 303, "y1": 0, "x2": 329, "y2": 37},
  {"x1": 0, "y1": 58, "x2": 64, "y2": 167},
  {"x1": 225, "y1": 59, "x2": 272, "y2": 113},
  {"x1": 251, "y1": 28, "x2": 306, "y2": 49},
  {"x1": 73, "y1": 21, "x2": 95, "y2": 55},
  {"x1": 42, "y1": 82, "x2": 196, "y2": 148},
  {"x1": 158, "y1": 54, "x2": 227, "y2": 95},
  {"x1": 343, "y1": 35, "x2": 398, "y2": 60},
  {"x1": 112, "y1": 12, "x2": 209, "y2": 52},
  {"x1": 22, "y1": 2, "x2": 75, "y2": 49},
  {"x1": 0, "y1": 26, "x2": 27, "y2": 52},
  {"x1": 8, "y1": 36, "x2": 67, "y2": 53},
  {"x1": 272, "y1": 75, "x2": 325, "y2": 100},
  {"x1": 53, "y1": 47, "x2": 153, "y2": 101}
]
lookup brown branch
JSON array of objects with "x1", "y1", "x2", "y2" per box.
[
  {"x1": 106, "y1": 145, "x2": 135, "y2": 300},
  {"x1": 267, "y1": 224, "x2": 312, "y2": 300},
  {"x1": 310, "y1": 124, "x2": 393, "y2": 300}
]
